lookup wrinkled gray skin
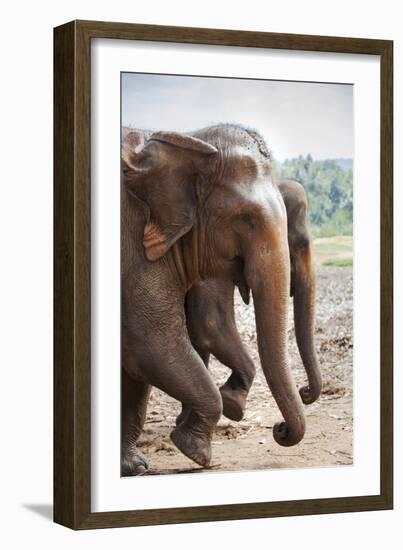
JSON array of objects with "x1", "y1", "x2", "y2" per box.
[
  {"x1": 181, "y1": 179, "x2": 321, "y2": 425},
  {"x1": 121, "y1": 124, "x2": 306, "y2": 476}
]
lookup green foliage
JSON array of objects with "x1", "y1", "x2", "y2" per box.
[
  {"x1": 322, "y1": 258, "x2": 353, "y2": 267},
  {"x1": 274, "y1": 155, "x2": 353, "y2": 238}
]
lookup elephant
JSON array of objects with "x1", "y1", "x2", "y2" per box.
[
  {"x1": 121, "y1": 123, "x2": 306, "y2": 476},
  {"x1": 123, "y1": 128, "x2": 321, "y2": 424},
  {"x1": 181, "y1": 178, "x2": 321, "y2": 424}
]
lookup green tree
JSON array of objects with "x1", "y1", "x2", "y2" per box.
[{"x1": 275, "y1": 155, "x2": 353, "y2": 238}]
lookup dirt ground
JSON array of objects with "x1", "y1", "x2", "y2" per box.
[{"x1": 138, "y1": 266, "x2": 353, "y2": 475}]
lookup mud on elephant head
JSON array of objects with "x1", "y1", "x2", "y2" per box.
[{"x1": 122, "y1": 124, "x2": 308, "y2": 473}]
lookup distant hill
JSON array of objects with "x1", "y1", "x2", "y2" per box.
[{"x1": 333, "y1": 158, "x2": 353, "y2": 171}]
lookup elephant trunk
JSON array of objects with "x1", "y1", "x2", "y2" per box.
[
  {"x1": 247, "y1": 224, "x2": 306, "y2": 447},
  {"x1": 293, "y1": 246, "x2": 322, "y2": 404}
]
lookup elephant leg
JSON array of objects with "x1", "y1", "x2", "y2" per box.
[
  {"x1": 176, "y1": 346, "x2": 210, "y2": 426},
  {"x1": 185, "y1": 281, "x2": 256, "y2": 422},
  {"x1": 121, "y1": 368, "x2": 152, "y2": 476},
  {"x1": 202, "y1": 325, "x2": 255, "y2": 421},
  {"x1": 146, "y1": 343, "x2": 223, "y2": 468},
  {"x1": 216, "y1": 342, "x2": 255, "y2": 422}
]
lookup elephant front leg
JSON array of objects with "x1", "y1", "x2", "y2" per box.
[
  {"x1": 187, "y1": 318, "x2": 255, "y2": 421},
  {"x1": 177, "y1": 344, "x2": 255, "y2": 424},
  {"x1": 176, "y1": 346, "x2": 210, "y2": 426},
  {"x1": 147, "y1": 344, "x2": 223, "y2": 468},
  {"x1": 215, "y1": 340, "x2": 256, "y2": 422},
  {"x1": 186, "y1": 281, "x2": 256, "y2": 422},
  {"x1": 121, "y1": 369, "x2": 152, "y2": 476}
]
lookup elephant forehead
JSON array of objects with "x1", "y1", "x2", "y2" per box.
[
  {"x1": 225, "y1": 146, "x2": 270, "y2": 181},
  {"x1": 237, "y1": 176, "x2": 284, "y2": 217}
]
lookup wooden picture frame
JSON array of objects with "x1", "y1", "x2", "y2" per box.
[{"x1": 54, "y1": 20, "x2": 393, "y2": 529}]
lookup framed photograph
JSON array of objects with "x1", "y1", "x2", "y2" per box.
[{"x1": 54, "y1": 20, "x2": 393, "y2": 529}]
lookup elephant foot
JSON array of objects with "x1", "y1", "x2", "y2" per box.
[
  {"x1": 220, "y1": 385, "x2": 247, "y2": 421},
  {"x1": 170, "y1": 425, "x2": 212, "y2": 468},
  {"x1": 121, "y1": 449, "x2": 150, "y2": 476}
]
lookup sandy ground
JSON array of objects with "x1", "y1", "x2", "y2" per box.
[{"x1": 138, "y1": 266, "x2": 353, "y2": 475}]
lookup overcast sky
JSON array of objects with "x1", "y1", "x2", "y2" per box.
[{"x1": 122, "y1": 73, "x2": 353, "y2": 162}]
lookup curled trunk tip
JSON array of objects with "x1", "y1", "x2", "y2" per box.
[
  {"x1": 299, "y1": 378, "x2": 322, "y2": 405},
  {"x1": 273, "y1": 415, "x2": 306, "y2": 447}
]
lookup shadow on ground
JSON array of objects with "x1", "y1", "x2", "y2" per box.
[{"x1": 23, "y1": 504, "x2": 53, "y2": 522}]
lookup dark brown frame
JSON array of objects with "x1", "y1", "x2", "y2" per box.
[{"x1": 54, "y1": 20, "x2": 393, "y2": 530}]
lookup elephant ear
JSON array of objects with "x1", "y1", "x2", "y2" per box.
[
  {"x1": 142, "y1": 219, "x2": 192, "y2": 262},
  {"x1": 123, "y1": 128, "x2": 152, "y2": 151},
  {"x1": 141, "y1": 132, "x2": 218, "y2": 262},
  {"x1": 150, "y1": 131, "x2": 218, "y2": 155},
  {"x1": 121, "y1": 129, "x2": 151, "y2": 175}
]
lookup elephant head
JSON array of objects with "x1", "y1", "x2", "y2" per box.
[{"x1": 122, "y1": 125, "x2": 306, "y2": 447}]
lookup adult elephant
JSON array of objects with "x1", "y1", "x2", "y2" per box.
[
  {"x1": 121, "y1": 124, "x2": 306, "y2": 475},
  {"x1": 183, "y1": 179, "x2": 321, "y2": 423}
]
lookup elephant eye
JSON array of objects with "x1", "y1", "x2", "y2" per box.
[{"x1": 238, "y1": 213, "x2": 256, "y2": 230}]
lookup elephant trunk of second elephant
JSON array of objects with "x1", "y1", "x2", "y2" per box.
[
  {"x1": 247, "y1": 226, "x2": 306, "y2": 447},
  {"x1": 293, "y1": 245, "x2": 322, "y2": 404}
]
